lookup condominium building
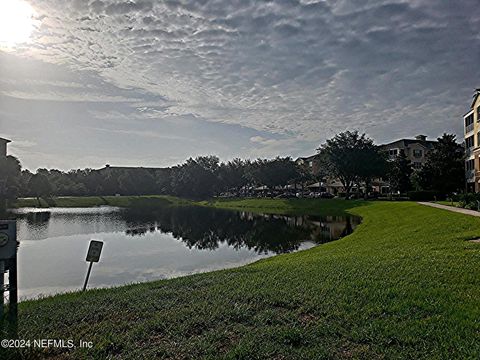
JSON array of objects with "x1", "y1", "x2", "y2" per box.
[
  {"x1": 295, "y1": 155, "x2": 322, "y2": 175},
  {"x1": 0, "y1": 137, "x2": 11, "y2": 158},
  {"x1": 379, "y1": 135, "x2": 436, "y2": 170},
  {"x1": 464, "y1": 89, "x2": 480, "y2": 192}
]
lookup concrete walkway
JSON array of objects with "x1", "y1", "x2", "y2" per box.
[{"x1": 418, "y1": 202, "x2": 480, "y2": 217}]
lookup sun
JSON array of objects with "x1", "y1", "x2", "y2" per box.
[{"x1": 0, "y1": 0, "x2": 36, "y2": 48}]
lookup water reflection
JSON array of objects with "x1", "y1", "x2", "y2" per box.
[
  {"x1": 11, "y1": 205, "x2": 360, "y2": 299},
  {"x1": 122, "y1": 205, "x2": 359, "y2": 254}
]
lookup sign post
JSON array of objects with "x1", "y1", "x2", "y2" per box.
[
  {"x1": 82, "y1": 240, "x2": 103, "y2": 292},
  {"x1": 0, "y1": 220, "x2": 18, "y2": 336}
]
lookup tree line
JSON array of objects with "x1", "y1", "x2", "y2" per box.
[
  {"x1": 0, "y1": 131, "x2": 465, "y2": 204},
  {"x1": 0, "y1": 156, "x2": 313, "y2": 202}
]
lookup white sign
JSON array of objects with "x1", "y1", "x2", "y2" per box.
[
  {"x1": 0, "y1": 220, "x2": 17, "y2": 260},
  {"x1": 86, "y1": 240, "x2": 103, "y2": 263}
]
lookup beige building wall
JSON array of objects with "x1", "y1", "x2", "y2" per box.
[
  {"x1": 0, "y1": 138, "x2": 11, "y2": 159},
  {"x1": 464, "y1": 93, "x2": 480, "y2": 192}
]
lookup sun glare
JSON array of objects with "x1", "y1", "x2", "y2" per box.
[{"x1": 0, "y1": 0, "x2": 36, "y2": 48}]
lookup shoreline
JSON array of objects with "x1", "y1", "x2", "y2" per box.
[{"x1": 4, "y1": 198, "x2": 480, "y2": 358}]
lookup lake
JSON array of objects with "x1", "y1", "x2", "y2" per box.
[{"x1": 11, "y1": 204, "x2": 360, "y2": 299}]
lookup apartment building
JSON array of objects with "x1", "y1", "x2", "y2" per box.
[
  {"x1": 379, "y1": 135, "x2": 436, "y2": 170},
  {"x1": 464, "y1": 89, "x2": 480, "y2": 192},
  {"x1": 0, "y1": 137, "x2": 11, "y2": 158},
  {"x1": 295, "y1": 154, "x2": 322, "y2": 175}
]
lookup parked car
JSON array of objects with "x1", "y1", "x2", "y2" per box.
[{"x1": 319, "y1": 192, "x2": 334, "y2": 199}]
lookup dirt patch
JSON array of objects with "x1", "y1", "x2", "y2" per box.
[{"x1": 468, "y1": 239, "x2": 480, "y2": 243}]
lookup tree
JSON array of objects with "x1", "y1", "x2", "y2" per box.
[
  {"x1": 171, "y1": 156, "x2": 221, "y2": 198},
  {"x1": 357, "y1": 146, "x2": 388, "y2": 197},
  {"x1": 318, "y1": 131, "x2": 385, "y2": 198},
  {"x1": 416, "y1": 133, "x2": 464, "y2": 195},
  {"x1": 0, "y1": 155, "x2": 22, "y2": 210},
  {"x1": 218, "y1": 158, "x2": 250, "y2": 195},
  {"x1": 28, "y1": 173, "x2": 53, "y2": 206},
  {"x1": 248, "y1": 157, "x2": 300, "y2": 189},
  {"x1": 388, "y1": 150, "x2": 413, "y2": 194}
]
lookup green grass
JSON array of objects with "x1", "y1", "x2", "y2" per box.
[
  {"x1": 435, "y1": 201, "x2": 461, "y2": 207},
  {"x1": 13, "y1": 195, "x2": 190, "y2": 208},
  {"x1": 4, "y1": 199, "x2": 480, "y2": 359},
  {"x1": 199, "y1": 197, "x2": 367, "y2": 216}
]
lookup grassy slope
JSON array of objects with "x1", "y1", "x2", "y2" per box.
[
  {"x1": 435, "y1": 201, "x2": 461, "y2": 208},
  {"x1": 13, "y1": 195, "x2": 189, "y2": 208},
  {"x1": 6, "y1": 200, "x2": 480, "y2": 359}
]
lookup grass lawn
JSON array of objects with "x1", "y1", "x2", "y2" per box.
[
  {"x1": 13, "y1": 195, "x2": 190, "y2": 208},
  {"x1": 4, "y1": 199, "x2": 480, "y2": 359},
  {"x1": 435, "y1": 200, "x2": 461, "y2": 208}
]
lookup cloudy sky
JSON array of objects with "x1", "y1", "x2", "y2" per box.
[{"x1": 0, "y1": 0, "x2": 479, "y2": 171}]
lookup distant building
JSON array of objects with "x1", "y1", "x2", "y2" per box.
[
  {"x1": 379, "y1": 135, "x2": 436, "y2": 170},
  {"x1": 0, "y1": 137, "x2": 11, "y2": 158},
  {"x1": 297, "y1": 135, "x2": 437, "y2": 195},
  {"x1": 98, "y1": 164, "x2": 170, "y2": 177},
  {"x1": 464, "y1": 89, "x2": 480, "y2": 192},
  {"x1": 295, "y1": 154, "x2": 322, "y2": 175}
]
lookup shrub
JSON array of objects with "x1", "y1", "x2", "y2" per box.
[
  {"x1": 407, "y1": 191, "x2": 445, "y2": 201},
  {"x1": 458, "y1": 193, "x2": 480, "y2": 210}
]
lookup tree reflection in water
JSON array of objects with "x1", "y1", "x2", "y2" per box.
[{"x1": 122, "y1": 203, "x2": 360, "y2": 254}]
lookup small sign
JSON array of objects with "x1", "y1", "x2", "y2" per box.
[
  {"x1": 86, "y1": 240, "x2": 103, "y2": 263},
  {"x1": 0, "y1": 220, "x2": 17, "y2": 260}
]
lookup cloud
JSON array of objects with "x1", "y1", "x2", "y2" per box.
[{"x1": 2, "y1": 0, "x2": 479, "y2": 169}]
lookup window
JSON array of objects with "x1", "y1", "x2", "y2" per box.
[
  {"x1": 466, "y1": 113, "x2": 474, "y2": 127},
  {"x1": 388, "y1": 149, "x2": 398, "y2": 156},
  {"x1": 413, "y1": 162, "x2": 422, "y2": 169},
  {"x1": 477, "y1": 106, "x2": 480, "y2": 121},
  {"x1": 466, "y1": 113, "x2": 474, "y2": 133},
  {"x1": 308, "y1": 161, "x2": 313, "y2": 168},
  {"x1": 413, "y1": 149, "x2": 423, "y2": 157},
  {"x1": 466, "y1": 135, "x2": 475, "y2": 149},
  {"x1": 466, "y1": 159, "x2": 475, "y2": 171}
]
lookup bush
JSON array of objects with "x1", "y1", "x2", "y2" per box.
[
  {"x1": 457, "y1": 193, "x2": 480, "y2": 210},
  {"x1": 407, "y1": 191, "x2": 445, "y2": 201}
]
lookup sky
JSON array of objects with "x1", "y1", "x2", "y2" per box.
[{"x1": 0, "y1": 0, "x2": 479, "y2": 171}]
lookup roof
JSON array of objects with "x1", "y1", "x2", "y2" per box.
[
  {"x1": 0, "y1": 137, "x2": 11, "y2": 144},
  {"x1": 295, "y1": 154, "x2": 318, "y2": 162},
  {"x1": 471, "y1": 89, "x2": 480, "y2": 109},
  {"x1": 380, "y1": 138, "x2": 436, "y2": 150},
  {"x1": 98, "y1": 165, "x2": 169, "y2": 172}
]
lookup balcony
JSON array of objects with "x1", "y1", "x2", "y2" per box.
[
  {"x1": 465, "y1": 123, "x2": 474, "y2": 134},
  {"x1": 466, "y1": 169, "x2": 475, "y2": 182},
  {"x1": 465, "y1": 148, "x2": 474, "y2": 158}
]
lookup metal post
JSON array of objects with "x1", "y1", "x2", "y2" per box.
[
  {"x1": 7, "y1": 255, "x2": 18, "y2": 338},
  {"x1": 0, "y1": 260, "x2": 4, "y2": 321},
  {"x1": 8, "y1": 256, "x2": 17, "y2": 320},
  {"x1": 82, "y1": 262, "x2": 94, "y2": 292}
]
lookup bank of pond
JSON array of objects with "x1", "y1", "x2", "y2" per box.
[{"x1": 11, "y1": 202, "x2": 360, "y2": 299}]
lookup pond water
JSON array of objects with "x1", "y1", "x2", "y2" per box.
[{"x1": 10, "y1": 204, "x2": 360, "y2": 299}]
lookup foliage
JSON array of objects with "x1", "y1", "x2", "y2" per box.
[
  {"x1": 317, "y1": 130, "x2": 387, "y2": 197},
  {"x1": 415, "y1": 133, "x2": 464, "y2": 195},
  {"x1": 12, "y1": 156, "x2": 309, "y2": 200},
  {"x1": 217, "y1": 158, "x2": 251, "y2": 194},
  {"x1": 456, "y1": 193, "x2": 480, "y2": 210},
  {"x1": 248, "y1": 157, "x2": 301, "y2": 188},
  {"x1": 170, "y1": 156, "x2": 221, "y2": 198},
  {"x1": 388, "y1": 150, "x2": 413, "y2": 193},
  {"x1": 0, "y1": 155, "x2": 22, "y2": 201},
  {"x1": 27, "y1": 173, "x2": 52, "y2": 199},
  {"x1": 407, "y1": 190, "x2": 444, "y2": 201}
]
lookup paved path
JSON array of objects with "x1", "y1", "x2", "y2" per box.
[{"x1": 418, "y1": 202, "x2": 480, "y2": 217}]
